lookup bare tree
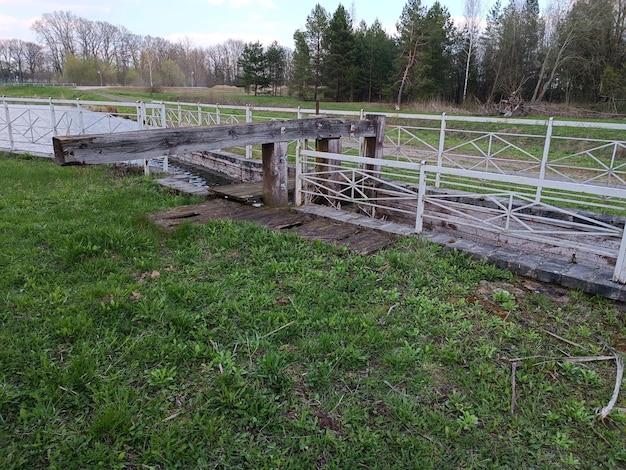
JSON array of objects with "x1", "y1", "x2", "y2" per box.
[
  {"x1": 75, "y1": 17, "x2": 100, "y2": 59},
  {"x1": 0, "y1": 40, "x2": 12, "y2": 80},
  {"x1": 224, "y1": 39, "x2": 245, "y2": 85},
  {"x1": 395, "y1": 0, "x2": 428, "y2": 109},
  {"x1": 461, "y1": 0, "x2": 482, "y2": 103},
  {"x1": 530, "y1": 0, "x2": 576, "y2": 102},
  {"x1": 24, "y1": 42, "x2": 44, "y2": 80},
  {"x1": 7, "y1": 39, "x2": 26, "y2": 81},
  {"x1": 97, "y1": 21, "x2": 121, "y2": 65},
  {"x1": 115, "y1": 28, "x2": 141, "y2": 84},
  {"x1": 141, "y1": 36, "x2": 158, "y2": 89},
  {"x1": 31, "y1": 11, "x2": 78, "y2": 73}
]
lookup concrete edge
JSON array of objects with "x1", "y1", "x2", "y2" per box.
[{"x1": 295, "y1": 205, "x2": 626, "y2": 303}]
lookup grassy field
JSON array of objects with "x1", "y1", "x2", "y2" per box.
[
  {"x1": 1, "y1": 152, "x2": 625, "y2": 468},
  {"x1": 0, "y1": 85, "x2": 395, "y2": 114}
]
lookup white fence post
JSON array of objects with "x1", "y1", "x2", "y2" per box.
[
  {"x1": 3, "y1": 97, "x2": 15, "y2": 151},
  {"x1": 435, "y1": 113, "x2": 446, "y2": 188},
  {"x1": 359, "y1": 108, "x2": 366, "y2": 158},
  {"x1": 49, "y1": 98, "x2": 58, "y2": 136},
  {"x1": 135, "y1": 102, "x2": 151, "y2": 175},
  {"x1": 245, "y1": 105, "x2": 252, "y2": 159},
  {"x1": 160, "y1": 102, "x2": 167, "y2": 128},
  {"x1": 295, "y1": 142, "x2": 303, "y2": 206},
  {"x1": 216, "y1": 104, "x2": 221, "y2": 124},
  {"x1": 536, "y1": 117, "x2": 554, "y2": 203},
  {"x1": 615, "y1": 227, "x2": 626, "y2": 284},
  {"x1": 76, "y1": 99, "x2": 85, "y2": 134},
  {"x1": 136, "y1": 101, "x2": 145, "y2": 130},
  {"x1": 415, "y1": 165, "x2": 427, "y2": 233}
]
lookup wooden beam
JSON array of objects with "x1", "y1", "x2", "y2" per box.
[
  {"x1": 362, "y1": 114, "x2": 387, "y2": 216},
  {"x1": 52, "y1": 117, "x2": 377, "y2": 166},
  {"x1": 262, "y1": 141, "x2": 288, "y2": 207},
  {"x1": 315, "y1": 137, "x2": 342, "y2": 202},
  {"x1": 363, "y1": 114, "x2": 386, "y2": 173}
]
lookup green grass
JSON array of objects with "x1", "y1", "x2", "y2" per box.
[
  {"x1": 1, "y1": 152, "x2": 626, "y2": 468},
  {"x1": 0, "y1": 85, "x2": 412, "y2": 114},
  {"x1": 0, "y1": 85, "x2": 114, "y2": 102}
]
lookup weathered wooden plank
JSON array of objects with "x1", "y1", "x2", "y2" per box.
[
  {"x1": 262, "y1": 141, "x2": 288, "y2": 207},
  {"x1": 334, "y1": 229, "x2": 396, "y2": 253},
  {"x1": 53, "y1": 117, "x2": 377, "y2": 166},
  {"x1": 148, "y1": 198, "x2": 396, "y2": 254}
]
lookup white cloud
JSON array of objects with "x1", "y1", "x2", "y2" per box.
[
  {"x1": 167, "y1": 28, "x2": 282, "y2": 48},
  {"x1": 0, "y1": 15, "x2": 38, "y2": 41}
]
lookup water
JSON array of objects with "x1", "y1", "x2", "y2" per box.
[{"x1": 150, "y1": 158, "x2": 236, "y2": 189}]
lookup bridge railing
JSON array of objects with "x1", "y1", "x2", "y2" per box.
[
  {"x1": 0, "y1": 97, "x2": 163, "y2": 155},
  {"x1": 297, "y1": 148, "x2": 626, "y2": 284},
  {"x1": 2, "y1": 97, "x2": 625, "y2": 193},
  {"x1": 3, "y1": 97, "x2": 625, "y2": 282}
]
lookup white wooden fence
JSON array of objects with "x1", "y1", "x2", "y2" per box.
[{"x1": 295, "y1": 149, "x2": 626, "y2": 284}]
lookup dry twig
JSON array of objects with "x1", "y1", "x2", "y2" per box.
[
  {"x1": 598, "y1": 354, "x2": 624, "y2": 419},
  {"x1": 262, "y1": 320, "x2": 296, "y2": 340},
  {"x1": 510, "y1": 362, "x2": 519, "y2": 414},
  {"x1": 543, "y1": 329, "x2": 594, "y2": 354}
]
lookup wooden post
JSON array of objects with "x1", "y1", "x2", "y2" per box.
[
  {"x1": 315, "y1": 137, "x2": 342, "y2": 206},
  {"x1": 262, "y1": 141, "x2": 288, "y2": 207},
  {"x1": 362, "y1": 114, "x2": 386, "y2": 215},
  {"x1": 614, "y1": 226, "x2": 626, "y2": 284},
  {"x1": 363, "y1": 114, "x2": 386, "y2": 172}
]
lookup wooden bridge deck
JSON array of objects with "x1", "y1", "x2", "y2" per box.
[
  {"x1": 149, "y1": 179, "x2": 626, "y2": 300},
  {"x1": 149, "y1": 198, "x2": 398, "y2": 255}
]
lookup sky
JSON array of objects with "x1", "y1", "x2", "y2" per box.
[{"x1": 0, "y1": 0, "x2": 544, "y2": 50}]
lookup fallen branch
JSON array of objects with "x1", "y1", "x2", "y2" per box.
[
  {"x1": 598, "y1": 354, "x2": 624, "y2": 419},
  {"x1": 262, "y1": 320, "x2": 296, "y2": 340},
  {"x1": 543, "y1": 329, "x2": 593, "y2": 354},
  {"x1": 508, "y1": 354, "x2": 621, "y2": 416},
  {"x1": 509, "y1": 355, "x2": 615, "y2": 364},
  {"x1": 510, "y1": 362, "x2": 519, "y2": 414}
]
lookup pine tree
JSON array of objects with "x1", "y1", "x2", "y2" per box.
[
  {"x1": 322, "y1": 5, "x2": 357, "y2": 102},
  {"x1": 237, "y1": 42, "x2": 268, "y2": 96},
  {"x1": 266, "y1": 41, "x2": 286, "y2": 96},
  {"x1": 354, "y1": 20, "x2": 397, "y2": 102},
  {"x1": 290, "y1": 30, "x2": 312, "y2": 100},
  {"x1": 304, "y1": 4, "x2": 329, "y2": 101}
]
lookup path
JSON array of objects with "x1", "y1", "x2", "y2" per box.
[{"x1": 149, "y1": 198, "x2": 398, "y2": 255}]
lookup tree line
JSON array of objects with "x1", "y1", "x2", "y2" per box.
[{"x1": 1, "y1": 1, "x2": 626, "y2": 108}]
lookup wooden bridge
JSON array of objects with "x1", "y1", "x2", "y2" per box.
[
  {"x1": 53, "y1": 114, "x2": 397, "y2": 255},
  {"x1": 53, "y1": 115, "x2": 386, "y2": 208},
  {"x1": 52, "y1": 115, "x2": 626, "y2": 300}
]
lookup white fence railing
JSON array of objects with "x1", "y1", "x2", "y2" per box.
[
  {"x1": 2, "y1": 97, "x2": 625, "y2": 282},
  {"x1": 296, "y1": 149, "x2": 626, "y2": 284},
  {"x1": 0, "y1": 97, "x2": 165, "y2": 156},
  {"x1": 3, "y1": 97, "x2": 624, "y2": 192}
]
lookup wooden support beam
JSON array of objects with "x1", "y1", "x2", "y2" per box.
[
  {"x1": 262, "y1": 141, "x2": 288, "y2": 207},
  {"x1": 315, "y1": 137, "x2": 343, "y2": 201},
  {"x1": 363, "y1": 114, "x2": 386, "y2": 172},
  {"x1": 52, "y1": 117, "x2": 376, "y2": 166},
  {"x1": 362, "y1": 114, "x2": 387, "y2": 216}
]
